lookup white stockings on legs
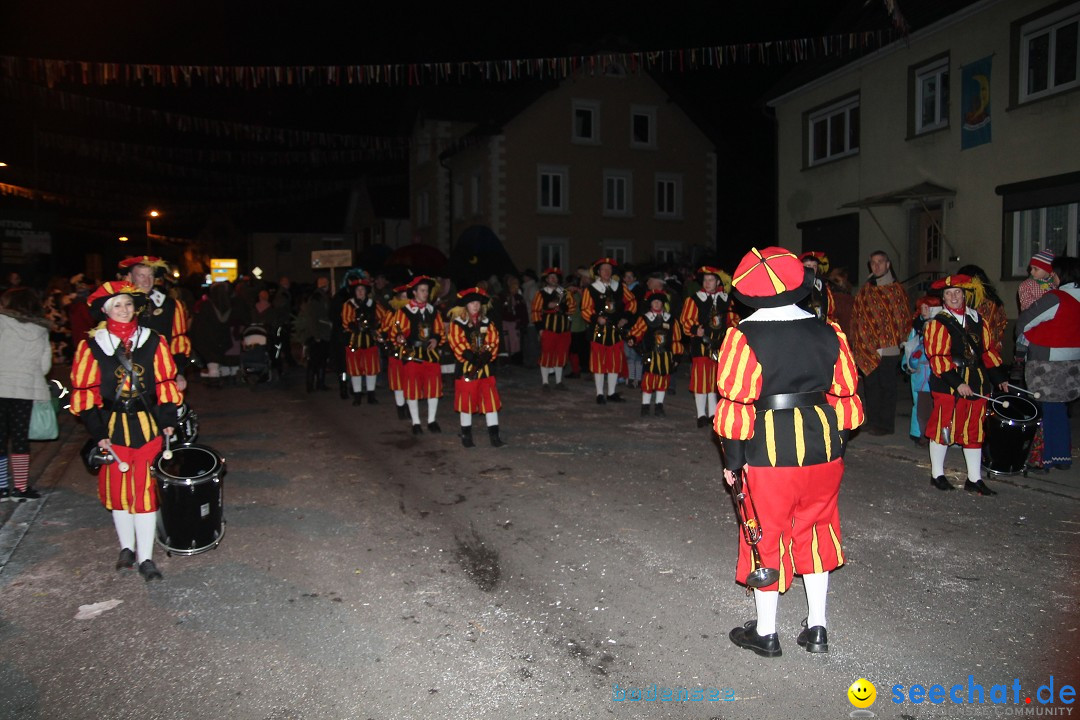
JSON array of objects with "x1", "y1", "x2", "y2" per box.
[
  {"x1": 754, "y1": 589, "x2": 779, "y2": 636},
  {"x1": 803, "y1": 571, "x2": 829, "y2": 629}
]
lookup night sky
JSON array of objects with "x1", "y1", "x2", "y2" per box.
[{"x1": 0, "y1": 0, "x2": 860, "y2": 264}]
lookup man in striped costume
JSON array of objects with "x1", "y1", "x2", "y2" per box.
[
  {"x1": 627, "y1": 290, "x2": 683, "y2": 416},
  {"x1": 341, "y1": 278, "x2": 388, "y2": 406},
  {"x1": 120, "y1": 255, "x2": 192, "y2": 391},
  {"x1": 390, "y1": 276, "x2": 444, "y2": 435},
  {"x1": 579, "y1": 258, "x2": 637, "y2": 404},
  {"x1": 715, "y1": 247, "x2": 863, "y2": 658},
  {"x1": 531, "y1": 268, "x2": 575, "y2": 392},
  {"x1": 679, "y1": 266, "x2": 732, "y2": 428},
  {"x1": 447, "y1": 287, "x2": 504, "y2": 448}
]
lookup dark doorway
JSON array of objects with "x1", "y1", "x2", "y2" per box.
[{"x1": 797, "y1": 213, "x2": 860, "y2": 279}]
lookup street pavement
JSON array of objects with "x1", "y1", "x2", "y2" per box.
[{"x1": 1, "y1": 364, "x2": 1078, "y2": 720}]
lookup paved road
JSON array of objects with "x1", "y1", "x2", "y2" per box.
[{"x1": 1, "y1": 365, "x2": 1078, "y2": 720}]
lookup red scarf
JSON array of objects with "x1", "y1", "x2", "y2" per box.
[{"x1": 106, "y1": 318, "x2": 138, "y2": 351}]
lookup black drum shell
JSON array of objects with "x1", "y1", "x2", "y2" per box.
[
  {"x1": 982, "y1": 394, "x2": 1041, "y2": 476},
  {"x1": 153, "y1": 444, "x2": 226, "y2": 555}
]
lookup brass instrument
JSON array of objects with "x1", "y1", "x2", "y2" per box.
[
  {"x1": 731, "y1": 470, "x2": 780, "y2": 594},
  {"x1": 463, "y1": 322, "x2": 495, "y2": 381},
  {"x1": 705, "y1": 296, "x2": 722, "y2": 362}
]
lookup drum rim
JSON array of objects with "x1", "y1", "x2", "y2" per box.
[{"x1": 153, "y1": 444, "x2": 223, "y2": 485}]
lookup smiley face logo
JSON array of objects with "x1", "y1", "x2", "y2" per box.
[{"x1": 848, "y1": 678, "x2": 877, "y2": 708}]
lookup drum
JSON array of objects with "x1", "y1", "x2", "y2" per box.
[
  {"x1": 982, "y1": 393, "x2": 1041, "y2": 476},
  {"x1": 153, "y1": 444, "x2": 226, "y2": 556},
  {"x1": 174, "y1": 403, "x2": 199, "y2": 445}
]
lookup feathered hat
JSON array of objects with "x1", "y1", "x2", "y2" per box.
[
  {"x1": 931, "y1": 274, "x2": 986, "y2": 309},
  {"x1": 118, "y1": 255, "x2": 170, "y2": 274},
  {"x1": 87, "y1": 281, "x2": 147, "y2": 321},
  {"x1": 696, "y1": 266, "x2": 733, "y2": 293}
]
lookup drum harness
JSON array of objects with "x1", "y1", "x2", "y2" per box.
[{"x1": 110, "y1": 338, "x2": 161, "y2": 425}]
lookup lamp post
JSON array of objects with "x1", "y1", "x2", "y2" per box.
[{"x1": 145, "y1": 210, "x2": 161, "y2": 252}]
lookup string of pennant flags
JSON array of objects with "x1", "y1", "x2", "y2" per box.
[{"x1": 0, "y1": 30, "x2": 902, "y2": 90}]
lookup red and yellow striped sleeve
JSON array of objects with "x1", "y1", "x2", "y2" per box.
[
  {"x1": 679, "y1": 296, "x2": 700, "y2": 336},
  {"x1": 981, "y1": 315, "x2": 1003, "y2": 369},
  {"x1": 826, "y1": 322, "x2": 864, "y2": 430},
  {"x1": 530, "y1": 291, "x2": 544, "y2": 324},
  {"x1": 580, "y1": 288, "x2": 596, "y2": 323},
  {"x1": 627, "y1": 316, "x2": 647, "y2": 344},
  {"x1": 825, "y1": 284, "x2": 837, "y2": 323},
  {"x1": 447, "y1": 321, "x2": 468, "y2": 362},
  {"x1": 622, "y1": 285, "x2": 637, "y2": 315},
  {"x1": 170, "y1": 301, "x2": 192, "y2": 358},
  {"x1": 564, "y1": 290, "x2": 577, "y2": 316},
  {"x1": 69, "y1": 339, "x2": 102, "y2": 415},
  {"x1": 923, "y1": 317, "x2": 955, "y2": 379},
  {"x1": 341, "y1": 301, "x2": 356, "y2": 331},
  {"x1": 153, "y1": 341, "x2": 183, "y2": 405},
  {"x1": 433, "y1": 312, "x2": 445, "y2": 340},
  {"x1": 712, "y1": 327, "x2": 762, "y2": 440},
  {"x1": 375, "y1": 304, "x2": 390, "y2": 331},
  {"x1": 670, "y1": 317, "x2": 684, "y2": 356}
]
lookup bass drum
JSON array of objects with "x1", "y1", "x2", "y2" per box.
[
  {"x1": 153, "y1": 444, "x2": 226, "y2": 556},
  {"x1": 982, "y1": 393, "x2": 1041, "y2": 476}
]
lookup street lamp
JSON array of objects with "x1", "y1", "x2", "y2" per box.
[{"x1": 145, "y1": 209, "x2": 161, "y2": 252}]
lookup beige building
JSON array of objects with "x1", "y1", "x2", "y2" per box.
[
  {"x1": 409, "y1": 67, "x2": 718, "y2": 275},
  {"x1": 768, "y1": 0, "x2": 1080, "y2": 320}
]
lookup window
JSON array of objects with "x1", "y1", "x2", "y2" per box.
[
  {"x1": 913, "y1": 56, "x2": 950, "y2": 134},
  {"x1": 538, "y1": 165, "x2": 569, "y2": 212},
  {"x1": 603, "y1": 170, "x2": 632, "y2": 216},
  {"x1": 807, "y1": 95, "x2": 860, "y2": 166},
  {"x1": 1010, "y1": 203, "x2": 1078, "y2": 275},
  {"x1": 655, "y1": 173, "x2": 683, "y2": 218},
  {"x1": 655, "y1": 241, "x2": 681, "y2": 264},
  {"x1": 601, "y1": 240, "x2": 630, "y2": 266},
  {"x1": 630, "y1": 105, "x2": 656, "y2": 148},
  {"x1": 572, "y1": 100, "x2": 600, "y2": 144},
  {"x1": 416, "y1": 191, "x2": 430, "y2": 228},
  {"x1": 1019, "y1": 3, "x2": 1080, "y2": 102},
  {"x1": 539, "y1": 237, "x2": 569, "y2": 271},
  {"x1": 453, "y1": 180, "x2": 464, "y2": 220},
  {"x1": 470, "y1": 173, "x2": 482, "y2": 215}
]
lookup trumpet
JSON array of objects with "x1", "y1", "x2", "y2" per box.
[{"x1": 730, "y1": 470, "x2": 780, "y2": 593}]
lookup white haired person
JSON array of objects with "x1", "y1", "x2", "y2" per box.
[{"x1": 70, "y1": 282, "x2": 182, "y2": 580}]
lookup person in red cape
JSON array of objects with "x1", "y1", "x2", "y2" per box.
[
  {"x1": 447, "y1": 287, "x2": 504, "y2": 448},
  {"x1": 69, "y1": 281, "x2": 182, "y2": 581},
  {"x1": 715, "y1": 247, "x2": 863, "y2": 657}
]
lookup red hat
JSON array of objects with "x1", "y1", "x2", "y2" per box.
[
  {"x1": 456, "y1": 286, "x2": 490, "y2": 306},
  {"x1": 404, "y1": 275, "x2": 436, "y2": 297},
  {"x1": 731, "y1": 247, "x2": 810, "y2": 309},
  {"x1": 87, "y1": 281, "x2": 147, "y2": 320},
  {"x1": 798, "y1": 251, "x2": 830, "y2": 274},
  {"x1": 645, "y1": 289, "x2": 669, "y2": 305},
  {"x1": 118, "y1": 255, "x2": 169, "y2": 272},
  {"x1": 1029, "y1": 249, "x2": 1055, "y2": 274},
  {"x1": 542, "y1": 267, "x2": 563, "y2": 280},
  {"x1": 591, "y1": 257, "x2": 618, "y2": 273},
  {"x1": 930, "y1": 274, "x2": 974, "y2": 290},
  {"x1": 931, "y1": 274, "x2": 986, "y2": 309}
]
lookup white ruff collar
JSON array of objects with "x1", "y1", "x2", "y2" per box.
[
  {"x1": 742, "y1": 305, "x2": 813, "y2": 322},
  {"x1": 592, "y1": 279, "x2": 619, "y2": 292},
  {"x1": 93, "y1": 326, "x2": 152, "y2": 355}
]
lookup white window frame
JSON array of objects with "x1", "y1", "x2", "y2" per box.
[
  {"x1": 470, "y1": 172, "x2": 482, "y2": 216},
  {"x1": 601, "y1": 240, "x2": 631, "y2": 266},
  {"x1": 915, "y1": 57, "x2": 949, "y2": 134},
  {"x1": 1010, "y1": 202, "x2": 1079, "y2": 275},
  {"x1": 416, "y1": 191, "x2": 430, "y2": 228},
  {"x1": 630, "y1": 105, "x2": 656, "y2": 149},
  {"x1": 808, "y1": 95, "x2": 860, "y2": 166},
  {"x1": 538, "y1": 165, "x2": 569, "y2": 213},
  {"x1": 654, "y1": 241, "x2": 682, "y2": 264},
  {"x1": 538, "y1": 237, "x2": 569, "y2": 272},
  {"x1": 572, "y1": 100, "x2": 601, "y2": 145},
  {"x1": 654, "y1": 173, "x2": 683, "y2": 219},
  {"x1": 1020, "y1": 3, "x2": 1080, "y2": 102},
  {"x1": 603, "y1": 170, "x2": 632, "y2": 217}
]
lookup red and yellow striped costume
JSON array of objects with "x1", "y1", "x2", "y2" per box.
[
  {"x1": 341, "y1": 298, "x2": 388, "y2": 376},
  {"x1": 923, "y1": 308, "x2": 1003, "y2": 447},
  {"x1": 580, "y1": 280, "x2": 637, "y2": 373},
  {"x1": 851, "y1": 281, "x2": 910, "y2": 375},
  {"x1": 531, "y1": 287, "x2": 575, "y2": 368},
  {"x1": 70, "y1": 326, "x2": 182, "y2": 513},
  {"x1": 447, "y1": 314, "x2": 502, "y2": 413},
  {"x1": 680, "y1": 291, "x2": 730, "y2": 394},
  {"x1": 628, "y1": 312, "x2": 684, "y2": 392},
  {"x1": 390, "y1": 303, "x2": 444, "y2": 400},
  {"x1": 714, "y1": 317, "x2": 863, "y2": 592},
  {"x1": 140, "y1": 288, "x2": 192, "y2": 364}
]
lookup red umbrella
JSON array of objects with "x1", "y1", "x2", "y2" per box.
[{"x1": 384, "y1": 243, "x2": 449, "y2": 276}]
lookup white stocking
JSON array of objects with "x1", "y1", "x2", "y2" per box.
[
  {"x1": 485, "y1": 411, "x2": 499, "y2": 427},
  {"x1": 394, "y1": 390, "x2": 405, "y2": 407},
  {"x1": 134, "y1": 512, "x2": 157, "y2": 564},
  {"x1": 695, "y1": 394, "x2": 707, "y2": 417},
  {"x1": 594, "y1": 374, "x2": 605, "y2": 395},
  {"x1": 803, "y1": 571, "x2": 829, "y2": 628},
  {"x1": 606, "y1": 373, "x2": 618, "y2": 395},
  {"x1": 655, "y1": 390, "x2": 666, "y2": 404},
  {"x1": 407, "y1": 399, "x2": 420, "y2": 425},
  {"x1": 707, "y1": 392, "x2": 718, "y2": 417},
  {"x1": 929, "y1": 441, "x2": 948, "y2": 477},
  {"x1": 641, "y1": 393, "x2": 652, "y2": 405},
  {"x1": 365, "y1": 375, "x2": 377, "y2": 391},
  {"x1": 350, "y1": 376, "x2": 363, "y2": 392},
  {"x1": 554, "y1": 367, "x2": 563, "y2": 383},
  {"x1": 753, "y1": 589, "x2": 779, "y2": 636},
  {"x1": 427, "y1": 399, "x2": 439, "y2": 423},
  {"x1": 112, "y1": 510, "x2": 135, "y2": 550},
  {"x1": 963, "y1": 447, "x2": 982, "y2": 482},
  {"x1": 459, "y1": 412, "x2": 472, "y2": 427}
]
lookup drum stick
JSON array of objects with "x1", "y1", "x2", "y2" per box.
[
  {"x1": 1005, "y1": 383, "x2": 1041, "y2": 399},
  {"x1": 970, "y1": 392, "x2": 1009, "y2": 408},
  {"x1": 162, "y1": 432, "x2": 173, "y2": 461},
  {"x1": 105, "y1": 446, "x2": 130, "y2": 473}
]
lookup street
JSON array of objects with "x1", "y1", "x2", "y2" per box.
[{"x1": 1, "y1": 365, "x2": 1078, "y2": 720}]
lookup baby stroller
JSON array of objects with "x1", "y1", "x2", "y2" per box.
[{"x1": 240, "y1": 323, "x2": 274, "y2": 386}]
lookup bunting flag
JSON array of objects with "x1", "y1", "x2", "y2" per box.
[{"x1": 0, "y1": 29, "x2": 899, "y2": 89}]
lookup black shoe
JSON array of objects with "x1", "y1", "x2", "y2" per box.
[
  {"x1": 460, "y1": 426, "x2": 474, "y2": 448},
  {"x1": 367, "y1": 391, "x2": 379, "y2": 405},
  {"x1": 12, "y1": 487, "x2": 40, "y2": 500},
  {"x1": 796, "y1": 620, "x2": 829, "y2": 653},
  {"x1": 697, "y1": 416, "x2": 709, "y2": 428},
  {"x1": 352, "y1": 394, "x2": 363, "y2": 405},
  {"x1": 554, "y1": 382, "x2": 568, "y2": 391},
  {"x1": 542, "y1": 383, "x2": 552, "y2": 393},
  {"x1": 965, "y1": 479, "x2": 997, "y2": 496},
  {"x1": 596, "y1": 395, "x2": 606, "y2": 405},
  {"x1": 729, "y1": 620, "x2": 782, "y2": 658},
  {"x1": 654, "y1": 403, "x2": 665, "y2": 417},
  {"x1": 930, "y1": 475, "x2": 954, "y2": 491},
  {"x1": 606, "y1": 393, "x2": 626, "y2": 403},
  {"x1": 488, "y1": 425, "x2": 505, "y2": 448},
  {"x1": 641, "y1": 405, "x2": 650, "y2": 416},
  {"x1": 116, "y1": 548, "x2": 136, "y2": 570},
  {"x1": 427, "y1": 421, "x2": 442, "y2": 434},
  {"x1": 138, "y1": 559, "x2": 163, "y2": 582},
  {"x1": 412, "y1": 424, "x2": 423, "y2": 435},
  {"x1": 0, "y1": 487, "x2": 10, "y2": 502},
  {"x1": 397, "y1": 405, "x2": 408, "y2": 420}
]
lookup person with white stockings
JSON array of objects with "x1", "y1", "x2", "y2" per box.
[
  {"x1": 715, "y1": 247, "x2": 863, "y2": 657},
  {"x1": 531, "y1": 268, "x2": 575, "y2": 392},
  {"x1": 341, "y1": 278, "x2": 388, "y2": 406},
  {"x1": 679, "y1": 266, "x2": 731, "y2": 428},
  {"x1": 579, "y1": 258, "x2": 637, "y2": 404},
  {"x1": 389, "y1": 276, "x2": 444, "y2": 435},
  {"x1": 447, "y1": 287, "x2": 504, "y2": 447},
  {"x1": 70, "y1": 282, "x2": 181, "y2": 581}
]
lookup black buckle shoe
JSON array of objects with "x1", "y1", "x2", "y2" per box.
[
  {"x1": 654, "y1": 403, "x2": 665, "y2": 417},
  {"x1": 138, "y1": 559, "x2": 163, "y2": 582},
  {"x1": 697, "y1": 416, "x2": 709, "y2": 428},
  {"x1": 729, "y1": 620, "x2": 782, "y2": 657},
  {"x1": 965, "y1": 479, "x2": 997, "y2": 496},
  {"x1": 606, "y1": 393, "x2": 626, "y2": 403},
  {"x1": 427, "y1": 421, "x2": 442, "y2": 434},
  {"x1": 460, "y1": 427, "x2": 474, "y2": 448},
  {"x1": 640, "y1": 405, "x2": 650, "y2": 416},
  {"x1": 796, "y1": 619, "x2": 828, "y2": 653},
  {"x1": 412, "y1": 424, "x2": 423, "y2": 435},
  {"x1": 930, "y1": 475, "x2": 954, "y2": 491},
  {"x1": 116, "y1": 548, "x2": 136, "y2": 570},
  {"x1": 596, "y1": 395, "x2": 606, "y2": 405}
]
